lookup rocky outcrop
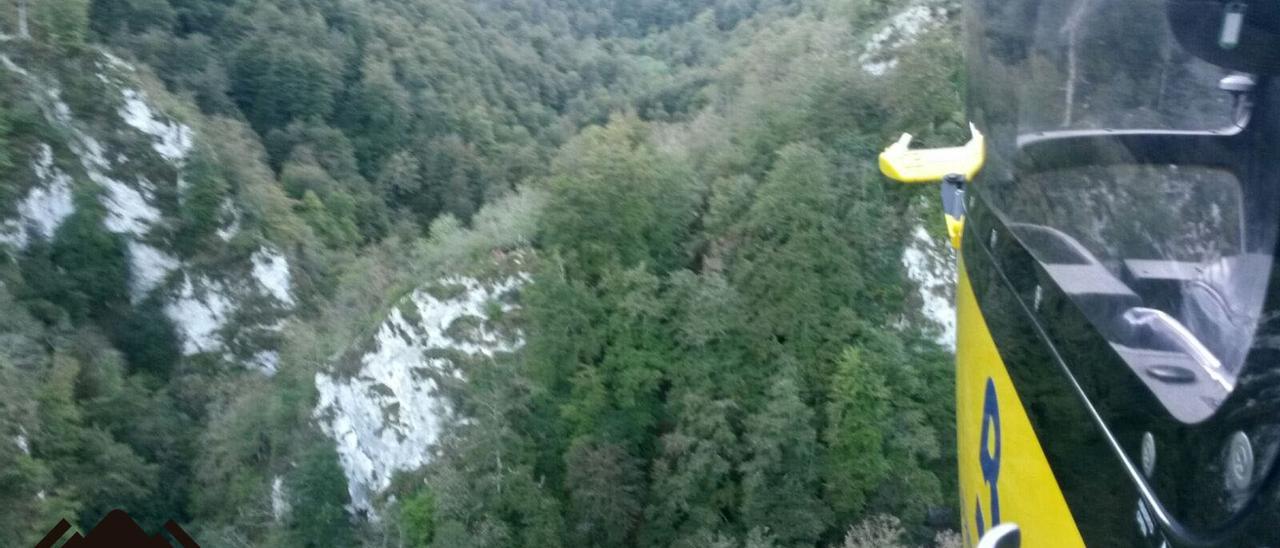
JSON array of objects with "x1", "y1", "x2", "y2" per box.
[
  {"x1": 314, "y1": 274, "x2": 526, "y2": 515},
  {"x1": 0, "y1": 48, "x2": 295, "y2": 374}
]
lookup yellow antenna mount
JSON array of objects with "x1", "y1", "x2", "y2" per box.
[
  {"x1": 879, "y1": 123, "x2": 985, "y2": 184},
  {"x1": 878, "y1": 124, "x2": 986, "y2": 249}
]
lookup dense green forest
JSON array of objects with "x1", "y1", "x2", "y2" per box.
[{"x1": 0, "y1": 0, "x2": 966, "y2": 546}]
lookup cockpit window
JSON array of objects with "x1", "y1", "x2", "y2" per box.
[
  {"x1": 1009, "y1": 165, "x2": 1269, "y2": 423},
  {"x1": 968, "y1": 0, "x2": 1280, "y2": 423},
  {"x1": 969, "y1": 0, "x2": 1234, "y2": 137}
]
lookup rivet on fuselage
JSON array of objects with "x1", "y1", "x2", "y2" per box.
[{"x1": 1226, "y1": 431, "x2": 1254, "y2": 493}]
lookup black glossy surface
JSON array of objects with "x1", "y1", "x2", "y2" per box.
[{"x1": 962, "y1": 82, "x2": 1280, "y2": 541}]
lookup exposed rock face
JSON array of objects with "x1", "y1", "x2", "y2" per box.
[
  {"x1": 0, "y1": 144, "x2": 74, "y2": 248},
  {"x1": 0, "y1": 49, "x2": 294, "y2": 374},
  {"x1": 252, "y1": 248, "x2": 296, "y2": 307},
  {"x1": 314, "y1": 275, "x2": 526, "y2": 515},
  {"x1": 859, "y1": 2, "x2": 950, "y2": 76},
  {"x1": 271, "y1": 476, "x2": 290, "y2": 523},
  {"x1": 902, "y1": 223, "x2": 957, "y2": 350},
  {"x1": 119, "y1": 88, "x2": 194, "y2": 163}
]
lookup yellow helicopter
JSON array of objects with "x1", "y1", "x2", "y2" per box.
[{"x1": 881, "y1": 0, "x2": 1280, "y2": 546}]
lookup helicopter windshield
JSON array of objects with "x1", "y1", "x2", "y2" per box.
[{"x1": 967, "y1": 0, "x2": 1280, "y2": 423}]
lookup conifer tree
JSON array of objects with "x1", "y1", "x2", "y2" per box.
[{"x1": 740, "y1": 369, "x2": 830, "y2": 547}]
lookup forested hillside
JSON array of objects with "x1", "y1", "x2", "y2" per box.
[{"x1": 0, "y1": 0, "x2": 966, "y2": 546}]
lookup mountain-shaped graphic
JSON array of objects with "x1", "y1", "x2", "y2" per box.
[{"x1": 35, "y1": 510, "x2": 198, "y2": 548}]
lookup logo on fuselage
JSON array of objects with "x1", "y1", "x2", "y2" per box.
[{"x1": 974, "y1": 377, "x2": 1002, "y2": 538}]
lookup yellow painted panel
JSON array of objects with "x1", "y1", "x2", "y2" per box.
[{"x1": 956, "y1": 258, "x2": 1085, "y2": 548}]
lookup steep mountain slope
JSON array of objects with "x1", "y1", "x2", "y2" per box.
[
  {"x1": 316, "y1": 269, "x2": 528, "y2": 514},
  {"x1": 0, "y1": 37, "x2": 331, "y2": 544},
  {"x1": 0, "y1": 44, "x2": 299, "y2": 373},
  {"x1": 0, "y1": 0, "x2": 963, "y2": 546},
  {"x1": 300, "y1": 0, "x2": 963, "y2": 543}
]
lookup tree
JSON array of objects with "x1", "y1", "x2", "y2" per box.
[
  {"x1": 176, "y1": 147, "x2": 230, "y2": 251},
  {"x1": 88, "y1": 0, "x2": 175, "y2": 37},
  {"x1": 34, "y1": 353, "x2": 158, "y2": 529},
  {"x1": 339, "y1": 55, "x2": 412, "y2": 176},
  {"x1": 32, "y1": 0, "x2": 90, "y2": 48},
  {"x1": 829, "y1": 332, "x2": 954, "y2": 539},
  {"x1": 823, "y1": 346, "x2": 892, "y2": 523},
  {"x1": 111, "y1": 295, "x2": 181, "y2": 377},
  {"x1": 288, "y1": 440, "x2": 354, "y2": 547},
  {"x1": 296, "y1": 189, "x2": 359, "y2": 249},
  {"x1": 560, "y1": 266, "x2": 671, "y2": 451},
  {"x1": 728, "y1": 144, "x2": 862, "y2": 401},
  {"x1": 421, "y1": 135, "x2": 487, "y2": 224},
  {"x1": 641, "y1": 392, "x2": 738, "y2": 548},
  {"x1": 377, "y1": 150, "x2": 427, "y2": 219},
  {"x1": 880, "y1": 336, "x2": 953, "y2": 535},
  {"x1": 0, "y1": 347, "x2": 64, "y2": 546},
  {"x1": 565, "y1": 441, "x2": 643, "y2": 548},
  {"x1": 22, "y1": 204, "x2": 129, "y2": 323},
  {"x1": 540, "y1": 116, "x2": 699, "y2": 278},
  {"x1": 0, "y1": 428, "x2": 61, "y2": 546},
  {"x1": 837, "y1": 514, "x2": 909, "y2": 548},
  {"x1": 230, "y1": 36, "x2": 341, "y2": 133},
  {"x1": 73, "y1": 338, "x2": 193, "y2": 530},
  {"x1": 425, "y1": 358, "x2": 564, "y2": 548},
  {"x1": 399, "y1": 489, "x2": 437, "y2": 548},
  {"x1": 0, "y1": 107, "x2": 15, "y2": 185},
  {"x1": 739, "y1": 369, "x2": 829, "y2": 547}
]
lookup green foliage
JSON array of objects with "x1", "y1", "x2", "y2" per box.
[
  {"x1": 72, "y1": 336, "x2": 195, "y2": 530},
  {"x1": 562, "y1": 266, "x2": 672, "y2": 449},
  {"x1": 175, "y1": 147, "x2": 230, "y2": 251},
  {"x1": 0, "y1": 432, "x2": 60, "y2": 546},
  {"x1": 111, "y1": 295, "x2": 181, "y2": 377},
  {"x1": 230, "y1": 37, "x2": 341, "y2": 134},
  {"x1": 422, "y1": 358, "x2": 565, "y2": 548},
  {"x1": 727, "y1": 144, "x2": 865, "y2": 399},
  {"x1": 739, "y1": 369, "x2": 829, "y2": 547},
  {"x1": 296, "y1": 190, "x2": 355, "y2": 248},
  {"x1": 0, "y1": 298, "x2": 64, "y2": 546},
  {"x1": 824, "y1": 347, "x2": 891, "y2": 522},
  {"x1": 33, "y1": 0, "x2": 92, "y2": 48},
  {"x1": 641, "y1": 392, "x2": 739, "y2": 548},
  {"x1": 399, "y1": 489, "x2": 437, "y2": 548},
  {"x1": 34, "y1": 352, "x2": 159, "y2": 529},
  {"x1": 0, "y1": 107, "x2": 16, "y2": 184},
  {"x1": 540, "y1": 116, "x2": 699, "y2": 277},
  {"x1": 190, "y1": 385, "x2": 277, "y2": 529},
  {"x1": 830, "y1": 331, "x2": 956, "y2": 539},
  {"x1": 0, "y1": 278, "x2": 195, "y2": 536},
  {"x1": 412, "y1": 9, "x2": 964, "y2": 546},
  {"x1": 0, "y1": 0, "x2": 968, "y2": 545},
  {"x1": 878, "y1": 29, "x2": 966, "y2": 146},
  {"x1": 565, "y1": 441, "x2": 644, "y2": 548},
  {"x1": 287, "y1": 440, "x2": 354, "y2": 548},
  {"x1": 89, "y1": 0, "x2": 175, "y2": 36},
  {"x1": 341, "y1": 58, "x2": 412, "y2": 177},
  {"x1": 21, "y1": 201, "x2": 129, "y2": 323}
]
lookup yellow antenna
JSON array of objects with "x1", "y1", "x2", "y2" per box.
[
  {"x1": 879, "y1": 124, "x2": 986, "y2": 249},
  {"x1": 879, "y1": 123, "x2": 985, "y2": 184}
]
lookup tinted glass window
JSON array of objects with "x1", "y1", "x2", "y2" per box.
[
  {"x1": 966, "y1": 0, "x2": 1279, "y2": 422},
  {"x1": 1010, "y1": 165, "x2": 1268, "y2": 422}
]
